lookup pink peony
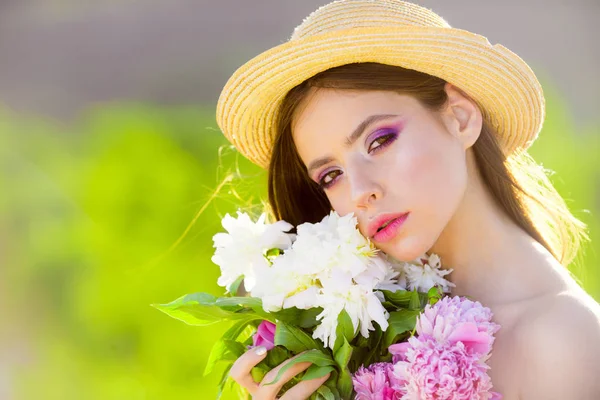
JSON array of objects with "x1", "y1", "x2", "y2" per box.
[
  {"x1": 388, "y1": 342, "x2": 412, "y2": 364},
  {"x1": 393, "y1": 337, "x2": 499, "y2": 400},
  {"x1": 388, "y1": 296, "x2": 503, "y2": 399},
  {"x1": 252, "y1": 320, "x2": 276, "y2": 350},
  {"x1": 415, "y1": 296, "x2": 500, "y2": 357},
  {"x1": 352, "y1": 362, "x2": 404, "y2": 400}
]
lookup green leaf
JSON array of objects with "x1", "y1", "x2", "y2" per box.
[
  {"x1": 380, "y1": 301, "x2": 397, "y2": 310},
  {"x1": 253, "y1": 346, "x2": 292, "y2": 387},
  {"x1": 221, "y1": 316, "x2": 261, "y2": 341},
  {"x1": 216, "y1": 296, "x2": 274, "y2": 320},
  {"x1": 263, "y1": 346, "x2": 290, "y2": 369},
  {"x1": 264, "y1": 349, "x2": 335, "y2": 385},
  {"x1": 383, "y1": 309, "x2": 420, "y2": 348},
  {"x1": 354, "y1": 332, "x2": 369, "y2": 348},
  {"x1": 334, "y1": 338, "x2": 354, "y2": 399},
  {"x1": 264, "y1": 248, "x2": 283, "y2": 262},
  {"x1": 427, "y1": 286, "x2": 443, "y2": 305},
  {"x1": 301, "y1": 365, "x2": 335, "y2": 381},
  {"x1": 382, "y1": 289, "x2": 429, "y2": 310},
  {"x1": 298, "y1": 308, "x2": 324, "y2": 328},
  {"x1": 380, "y1": 289, "x2": 413, "y2": 308},
  {"x1": 333, "y1": 338, "x2": 353, "y2": 369},
  {"x1": 216, "y1": 363, "x2": 233, "y2": 400},
  {"x1": 181, "y1": 307, "x2": 262, "y2": 376},
  {"x1": 274, "y1": 321, "x2": 324, "y2": 353},
  {"x1": 408, "y1": 289, "x2": 421, "y2": 310},
  {"x1": 362, "y1": 326, "x2": 384, "y2": 367},
  {"x1": 228, "y1": 275, "x2": 245, "y2": 296},
  {"x1": 323, "y1": 371, "x2": 341, "y2": 399},
  {"x1": 274, "y1": 307, "x2": 323, "y2": 328},
  {"x1": 151, "y1": 292, "x2": 240, "y2": 326},
  {"x1": 251, "y1": 365, "x2": 267, "y2": 383},
  {"x1": 337, "y1": 366, "x2": 353, "y2": 399},
  {"x1": 232, "y1": 380, "x2": 250, "y2": 400},
  {"x1": 215, "y1": 296, "x2": 262, "y2": 309},
  {"x1": 223, "y1": 339, "x2": 246, "y2": 357},
  {"x1": 271, "y1": 307, "x2": 301, "y2": 324},
  {"x1": 315, "y1": 385, "x2": 336, "y2": 400},
  {"x1": 333, "y1": 310, "x2": 355, "y2": 353},
  {"x1": 204, "y1": 340, "x2": 229, "y2": 376},
  {"x1": 204, "y1": 339, "x2": 246, "y2": 376},
  {"x1": 348, "y1": 345, "x2": 368, "y2": 372}
]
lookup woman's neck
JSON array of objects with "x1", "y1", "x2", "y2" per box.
[{"x1": 430, "y1": 154, "x2": 570, "y2": 307}]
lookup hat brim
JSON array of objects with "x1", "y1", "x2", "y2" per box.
[{"x1": 217, "y1": 26, "x2": 545, "y2": 169}]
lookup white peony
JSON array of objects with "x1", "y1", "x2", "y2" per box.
[
  {"x1": 221, "y1": 210, "x2": 417, "y2": 349},
  {"x1": 403, "y1": 253, "x2": 455, "y2": 293},
  {"x1": 382, "y1": 254, "x2": 408, "y2": 290},
  {"x1": 251, "y1": 250, "x2": 320, "y2": 312},
  {"x1": 212, "y1": 211, "x2": 293, "y2": 292},
  {"x1": 252, "y1": 211, "x2": 381, "y2": 310},
  {"x1": 313, "y1": 269, "x2": 389, "y2": 348},
  {"x1": 364, "y1": 254, "x2": 406, "y2": 292},
  {"x1": 291, "y1": 211, "x2": 376, "y2": 279},
  {"x1": 250, "y1": 211, "x2": 402, "y2": 348}
]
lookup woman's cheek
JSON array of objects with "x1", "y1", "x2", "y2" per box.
[
  {"x1": 392, "y1": 145, "x2": 430, "y2": 193},
  {"x1": 328, "y1": 190, "x2": 353, "y2": 217},
  {"x1": 399, "y1": 134, "x2": 464, "y2": 200}
]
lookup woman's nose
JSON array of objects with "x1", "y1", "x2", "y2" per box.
[{"x1": 348, "y1": 164, "x2": 383, "y2": 208}]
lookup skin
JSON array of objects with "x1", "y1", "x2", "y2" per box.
[
  {"x1": 231, "y1": 84, "x2": 600, "y2": 399},
  {"x1": 229, "y1": 348, "x2": 330, "y2": 399}
]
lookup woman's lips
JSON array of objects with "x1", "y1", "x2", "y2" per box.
[{"x1": 372, "y1": 213, "x2": 410, "y2": 242}]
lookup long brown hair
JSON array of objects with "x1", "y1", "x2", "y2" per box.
[{"x1": 268, "y1": 63, "x2": 586, "y2": 266}]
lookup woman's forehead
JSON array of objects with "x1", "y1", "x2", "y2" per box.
[{"x1": 292, "y1": 89, "x2": 417, "y2": 136}]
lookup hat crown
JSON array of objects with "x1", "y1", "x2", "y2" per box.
[{"x1": 291, "y1": 0, "x2": 451, "y2": 41}]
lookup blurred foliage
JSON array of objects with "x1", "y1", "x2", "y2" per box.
[{"x1": 0, "y1": 89, "x2": 598, "y2": 399}]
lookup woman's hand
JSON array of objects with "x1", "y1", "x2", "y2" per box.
[{"x1": 229, "y1": 346, "x2": 331, "y2": 399}]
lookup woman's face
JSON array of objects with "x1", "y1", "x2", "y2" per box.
[{"x1": 292, "y1": 85, "x2": 481, "y2": 261}]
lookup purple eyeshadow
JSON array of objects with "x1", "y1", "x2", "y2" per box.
[
  {"x1": 316, "y1": 122, "x2": 403, "y2": 189},
  {"x1": 317, "y1": 166, "x2": 337, "y2": 184},
  {"x1": 366, "y1": 126, "x2": 400, "y2": 152}
]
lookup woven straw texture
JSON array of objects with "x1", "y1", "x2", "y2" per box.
[{"x1": 216, "y1": 0, "x2": 545, "y2": 169}]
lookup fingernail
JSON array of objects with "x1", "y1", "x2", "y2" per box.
[{"x1": 254, "y1": 346, "x2": 267, "y2": 356}]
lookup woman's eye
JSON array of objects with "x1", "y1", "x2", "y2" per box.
[
  {"x1": 368, "y1": 132, "x2": 398, "y2": 153},
  {"x1": 319, "y1": 169, "x2": 342, "y2": 189}
]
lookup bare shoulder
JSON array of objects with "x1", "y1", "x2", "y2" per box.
[{"x1": 514, "y1": 289, "x2": 600, "y2": 399}]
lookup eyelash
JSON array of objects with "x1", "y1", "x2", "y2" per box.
[{"x1": 317, "y1": 129, "x2": 399, "y2": 189}]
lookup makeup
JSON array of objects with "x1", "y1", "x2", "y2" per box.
[
  {"x1": 318, "y1": 167, "x2": 342, "y2": 189},
  {"x1": 366, "y1": 125, "x2": 401, "y2": 153},
  {"x1": 317, "y1": 121, "x2": 404, "y2": 189},
  {"x1": 372, "y1": 212, "x2": 410, "y2": 242}
]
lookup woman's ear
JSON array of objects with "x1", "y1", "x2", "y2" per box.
[{"x1": 441, "y1": 83, "x2": 483, "y2": 149}]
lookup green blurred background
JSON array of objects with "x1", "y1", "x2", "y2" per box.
[
  {"x1": 1, "y1": 87, "x2": 599, "y2": 400},
  {"x1": 1, "y1": 1, "x2": 599, "y2": 399}
]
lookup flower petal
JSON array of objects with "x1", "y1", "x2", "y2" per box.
[{"x1": 447, "y1": 322, "x2": 492, "y2": 356}]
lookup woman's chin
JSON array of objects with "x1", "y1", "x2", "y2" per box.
[{"x1": 378, "y1": 234, "x2": 434, "y2": 263}]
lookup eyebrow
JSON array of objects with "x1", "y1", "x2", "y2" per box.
[{"x1": 306, "y1": 114, "x2": 399, "y2": 176}]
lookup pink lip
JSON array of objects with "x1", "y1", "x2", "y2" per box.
[{"x1": 369, "y1": 212, "x2": 409, "y2": 243}]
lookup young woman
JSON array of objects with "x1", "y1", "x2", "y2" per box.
[{"x1": 216, "y1": 1, "x2": 600, "y2": 398}]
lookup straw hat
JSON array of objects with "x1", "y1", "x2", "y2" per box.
[{"x1": 216, "y1": 0, "x2": 545, "y2": 169}]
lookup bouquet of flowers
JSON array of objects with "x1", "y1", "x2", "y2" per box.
[{"x1": 153, "y1": 211, "x2": 501, "y2": 399}]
